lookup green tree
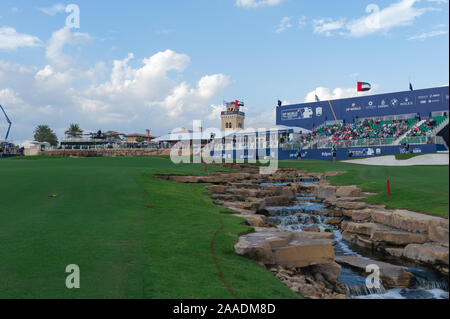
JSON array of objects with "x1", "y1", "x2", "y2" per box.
[
  {"x1": 135, "y1": 137, "x2": 146, "y2": 143},
  {"x1": 65, "y1": 123, "x2": 83, "y2": 137},
  {"x1": 34, "y1": 125, "x2": 58, "y2": 146}
]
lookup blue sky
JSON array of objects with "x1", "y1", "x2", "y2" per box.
[{"x1": 0, "y1": 0, "x2": 449, "y2": 142}]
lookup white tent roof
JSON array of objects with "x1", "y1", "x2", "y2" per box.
[{"x1": 153, "y1": 124, "x2": 310, "y2": 142}]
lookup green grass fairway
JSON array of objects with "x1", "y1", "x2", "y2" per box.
[
  {"x1": 280, "y1": 159, "x2": 449, "y2": 217},
  {"x1": 0, "y1": 157, "x2": 298, "y2": 299}
]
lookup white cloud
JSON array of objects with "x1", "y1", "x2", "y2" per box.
[
  {"x1": 46, "y1": 27, "x2": 92, "y2": 70},
  {"x1": 38, "y1": 4, "x2": 66, "y2": 16},
  {"x1": 235, "y1": 0, "x2": 282, "y2": 8},
  {"x1": 0, "y1": 88, "x2": 23, "y2": 105},
  {"x1": 313, "y1": 18, "x2": 346, "y2": 36},
  {"x1": 11, "y1": 7, "x2": 19, "y2": 13},
  {"x1": 0, "y1": 27, "x2": 231, "y2": 142},
  {"x1": 313, "y1": 0, "x2": 440, "y2": 38},
  {"x1": 408, "y1": 29, "x2": 448, "y2": 40},
  {"x1": 208, "y1": 104, "x2": 226, "y2": 121},
  {"x1": 0, "y1": 27, "x2": 43, "y2": 50},
  {"x1": 152, "y1": 74, "x2": 230, "y2": 118},
  {"x1": 346, "y1": 0, "x2": 430, "y2": 38},
  {"x1": 275, "y1": 17, "x2": 293, "y2": 33},
  {"x1": 246, "y1": 108, "x2": 276, "y2": 128},
  {"x1": 304, "y1": 85, "x2": 378, "y2": 102}
]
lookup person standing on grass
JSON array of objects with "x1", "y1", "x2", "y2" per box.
[
  {"x1": 297, "y1": 145, "x2": 303, "y2": 160},
  {"x1": 332, "y1": 145, "x2": 337, "y2": 162}
]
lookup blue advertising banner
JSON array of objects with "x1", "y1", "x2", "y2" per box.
[
  {"x1": 278, "y1": 144, "x2": 446, "y2": 161},
  {"x1": 209, "y1": 144, "x2": 445, "y2": 161},
  {"x1": 276, "y1": 86, "x2": 449, "y2": 130}
]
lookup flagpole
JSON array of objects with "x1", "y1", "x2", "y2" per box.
[{"x1": 356, "y1": 76, "x2": 359, "y2": 98}]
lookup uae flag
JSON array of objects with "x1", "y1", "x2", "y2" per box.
[{"x1": 357, "y1": 82, "x2": 371, "y2": 92}]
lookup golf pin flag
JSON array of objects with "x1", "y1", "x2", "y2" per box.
[{"x1": 357, "y1": 81, "x2": 371, "y2": 92}]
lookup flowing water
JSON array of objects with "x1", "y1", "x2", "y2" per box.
[{"x1": 266, "y1": 190, "x2": 449, "y2": 299}]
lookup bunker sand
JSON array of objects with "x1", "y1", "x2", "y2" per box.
[{"x1": 342, "y1": 154, "x2": 449, "y2": 166}]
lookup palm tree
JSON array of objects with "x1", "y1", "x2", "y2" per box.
[{"x1": 65, "y1": 123, "x2": 83, "y2": 138}]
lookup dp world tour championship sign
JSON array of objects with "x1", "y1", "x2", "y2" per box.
[{"x1": 277, "y1": 86, "x2": 449, "y2": 131}]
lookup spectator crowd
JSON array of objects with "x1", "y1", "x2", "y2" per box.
[{"x1": 299, "y1": 118, "x2": 416, "y2": 147}]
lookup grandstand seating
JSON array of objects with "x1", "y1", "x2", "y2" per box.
[
  {"x1": 400, "y1": 116, "x2": 449, "y2": 145},
  {"x1": 406, "y1": 116, "x2": 448, "y2": 137},
  {"x1": 300, "y1": 118, "x2": 420, "y2": 148},
  {"x1": 298, "y1": 115, "x2": 449, "y2": 149}
]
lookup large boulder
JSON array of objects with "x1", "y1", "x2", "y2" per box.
[
  {"x1": 280, "y1": 186, "x2": 297, "y2": 201},
  {"x1": 311, "y1": 261, "x2": 342, "y2": 284},
  {"x1": 324, "y1": 199, "x2": 368, "y2": 210},
  {"x1": 168, "y1": 175, "x2": 202, "y2": 183},
  {"x1": 227, "y1": 188, "x2": 251, "y2": 198},
  {"x1": 206, "y1": 185, "x2": 228, "y2": 193},
  {"x1": 315, "y1": 186, "x2": 337, "y2": 199},
  {"x1": 293, "y1": 232, "x2": 335, "y2": 240},
  {"x1": 335, "y1": 256, "x2": 413, "y2": 287},
  {"x1": 403, "y1": 243, "x2": 449, "y2": 266},
  {"x1": 341, "y1": 222, "x2": 383, "y2": 237},
  {"x1": 428, "y1": 220, "x2": 449, "y2": 247},
  {"x1": 265, "y1": 195, "x2": 294, "y2": 206},
  {"x1": 234, "y1": 197, "x2": 266, "y2": 211},
  {"x1": 370, "y1": 230, "x2": 428, "y2": 246},
  {"x1": 271, "y1": 238, "x2": 335, "y2": 268},
  {"x1": 336, "y1": 185, "x2": 361, "y2": 198},
  {"x1": 234, "y1": 232, "x2": 293, "y2": 264},
  {"x1": 343, "y1": 209, "x2": 372, "y2": 222},
  {"x1": 253, "y1": 227, "x2": 287, "y2": 233},
  {"x1": 242, "y1": 214, "x2": 267, "y2": 227},
  {"x1": 370, "y1": 209, "x2": 445, "y2": 234}
]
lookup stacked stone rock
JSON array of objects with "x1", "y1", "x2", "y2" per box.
[
  {"x1": 156, "y1": 164, "x2": 449, "y2": 299},
  {"x1": 314, "y1": 184, "x2": 449, "y2": 275}
]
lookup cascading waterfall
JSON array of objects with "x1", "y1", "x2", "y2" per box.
[
  {"x1": 266, "y1": 190, "x2": 449, "y2": 300},
  {"x1": 346, "y1": 283, "x2": 387, "y2": 297}
]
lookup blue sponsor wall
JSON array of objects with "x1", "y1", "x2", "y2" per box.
[
  {"x1": 276, "y1": 86, "x2": 449, "y2": 130},
  {"x1": 279, "y1": 144, "x2": 446, "y2": 161},
  {"x1": 0, "y1": 154, "x2": 20, "y2": 158},
  {"x1": 209, "y1": 144, "x2": 446, "y2": 161}
]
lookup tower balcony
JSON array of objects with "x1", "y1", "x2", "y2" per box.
[{"x1": 221, "y1": 111, "x2": 245, "y2": 117}]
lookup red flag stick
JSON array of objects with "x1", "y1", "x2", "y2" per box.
[{"x1": 387, "y1": 179, "x2": 391, "y2": 197}]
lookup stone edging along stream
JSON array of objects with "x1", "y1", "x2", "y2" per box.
[{"x1": 155, "y1": 164, "x2": 449, "y2": 299}]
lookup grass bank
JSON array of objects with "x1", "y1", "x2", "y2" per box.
[
  {"x1": 279, "y1": 159, "x2": 449, "y2": 217},
  {"x1": 0, "y1": 156, "x2": 298, "y2": 299}
]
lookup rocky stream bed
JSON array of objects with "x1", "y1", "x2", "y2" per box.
[{"x1": 156, "y1": 164, "x2": 449, "y2": 299}]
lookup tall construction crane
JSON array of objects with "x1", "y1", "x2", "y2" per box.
[{"x1": 0, "y1": 104, "x2": 12, "y2": 141}]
